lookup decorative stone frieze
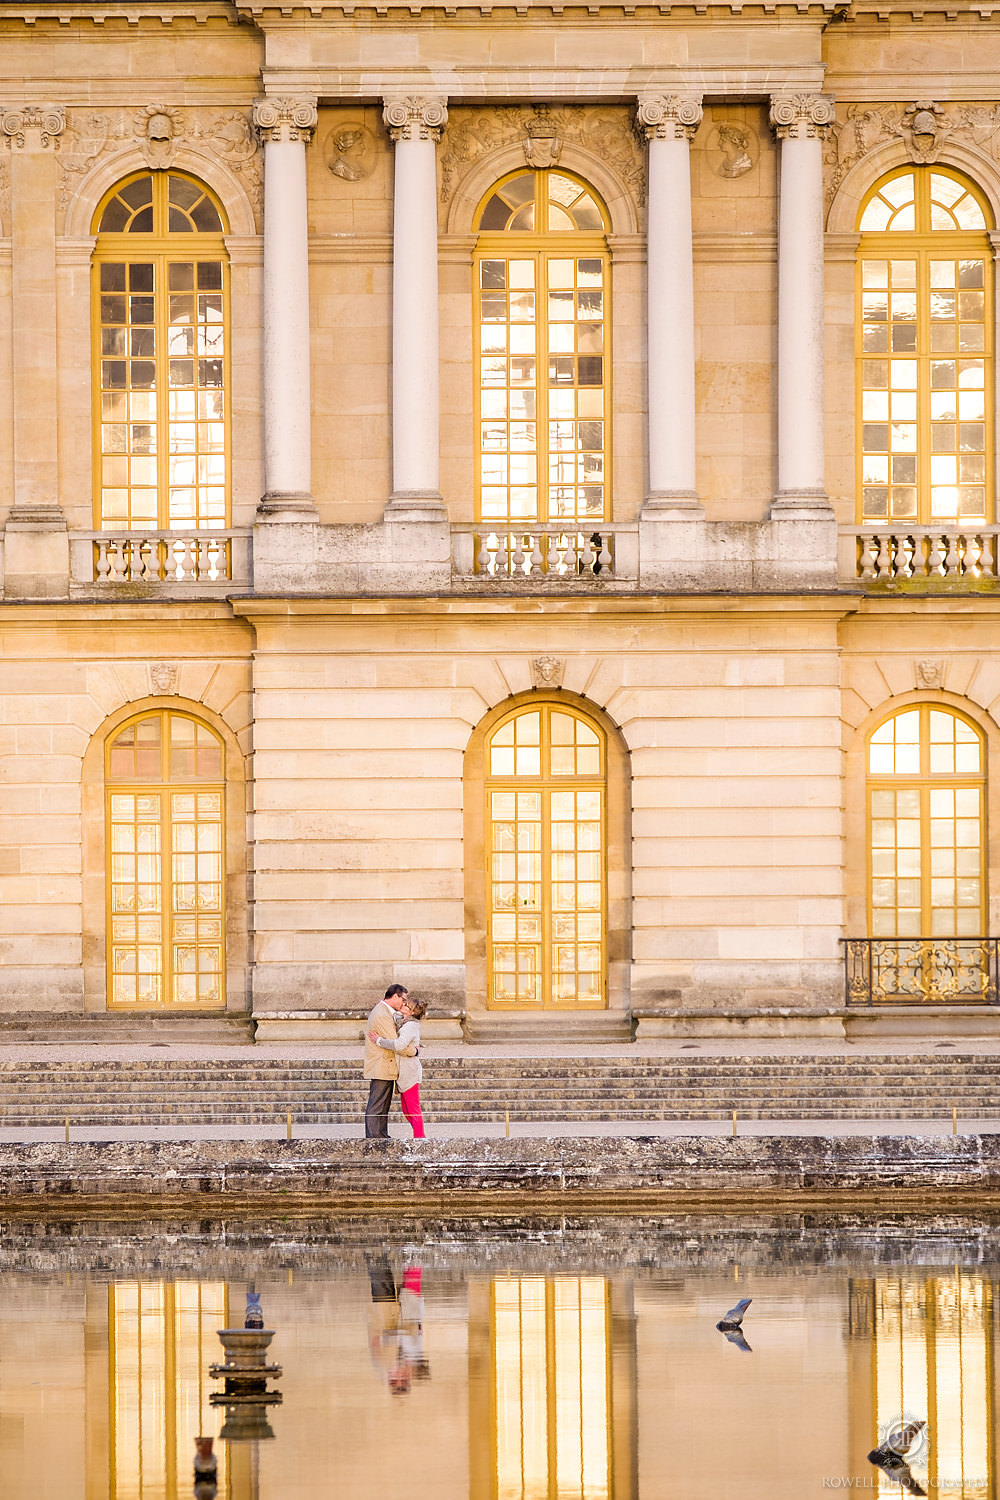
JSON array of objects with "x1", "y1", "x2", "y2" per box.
[
  {"x1": 57, "y1": 105, "x2": 263, "y2": 225},
  {"x1": 769, "y1": 94, "x2": 836, "y2": 141},
  {"x1": 636, "y1": 94, "x2": 703, "y2": 143},
  {"x1": 1, "y1": 106, "x2": 65, "y2": 150},
  {"x1": 824, "y1": 100, "x2": 1000, "y2": 204},
  {"x1": 531, "y1": 656, "x2": 566, "y2": 690},
  {"x1": 252, "y1": 97, "x2": 318, "y2": 145},
  {"x1": 439, "y1": 105, "x2": 645, "y2": 208},
  {"x1": 382, "y1": 96, "x2": 448, "y2": 143}
]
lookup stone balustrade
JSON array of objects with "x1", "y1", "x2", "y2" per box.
[
  {"x1": 72, "y1": 531, "x2": 252, "y2": 592},
  {"x1": 451, "y1": 523, "x2": 637, "y2": 583},
  {"x1": 845, "y1": 527, "x2": 1000, "y2": 587}
]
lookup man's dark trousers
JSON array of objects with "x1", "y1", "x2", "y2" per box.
[{"x1": 365, "y1": 1078, "x2": 395, "y2": 1137}]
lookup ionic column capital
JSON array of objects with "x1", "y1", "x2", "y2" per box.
[
  {"x1": 382, "y1": 96, "x2": 448, "y2": 143},
  {"x1": 769, "y1": 93, "x2": 836, "y2": 141},
  {"x1": 636, "y1": 94, "x2": 703, "y2": 143},
  {"x1": 252, "y1": 96, "x2": 318, "y2": 145},
  {"x1": 2, "y1": 106, "x2": 65, "y2": 150}
]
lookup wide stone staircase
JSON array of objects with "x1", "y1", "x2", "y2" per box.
[{"x1": 0, "y1": 1051, "x2": 997, "y2": 1128}]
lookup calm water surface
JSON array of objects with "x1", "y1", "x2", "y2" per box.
[{"x1": 1, "y1": 1211, "x2": 997, "y2": 1500}]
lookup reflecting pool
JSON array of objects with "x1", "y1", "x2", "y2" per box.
[{"x1": 1, "y1": 1211, "x2": 999, "y2": 1499}]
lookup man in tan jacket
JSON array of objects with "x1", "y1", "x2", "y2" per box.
[{"x1": 364, "y1": 983, "x2": 408, "y2": 1137}]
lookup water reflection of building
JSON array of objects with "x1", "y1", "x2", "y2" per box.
[
  {"x1": 469, "y1": 1275, "x2": 636, "y2": 1499},
  {"x1": 849, "y1": 1274, "x2": 995, "y2": 1499}
]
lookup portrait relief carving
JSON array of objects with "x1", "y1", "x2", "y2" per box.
[
  {"x1": 707, "y1": 122, "x2": 756, "y2": 179},
  {"x1": 325, "y1": 123, "x2": 378, "y2": 181}
]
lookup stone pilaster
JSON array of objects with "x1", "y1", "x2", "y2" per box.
[
  {"x1": 3, "y1": 105, "x2": 69, "y2": 597},
  {"x1": 253, "y1": 96, "x2": 319, "y2": 520},
  {"x1": 637, "y1": 94, "x2": 703, "y2": 517},
  {"x1": 382, "y1": 95, "x2": 448, "y2": 519},
  {"x1": 769, "y1": 93, "x2": 835, "y2": 516}
]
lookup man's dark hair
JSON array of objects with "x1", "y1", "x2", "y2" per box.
[{"x1": 385, "y1": 983, "x2": 409, "y2": 1000}]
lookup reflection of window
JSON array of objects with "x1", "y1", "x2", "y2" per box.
[
  {"x1": 871, "y1": 1275, "x2": 991, "y2": 1497},
  {"x1": 92, "y1": 172, "x2": 229, "y2": 531},
  {"x1": 486, "y1": 704, "x2": 606, "y2": 1008},
  {"x1": 867, "y1": 706, "x2": 985, "y2": 937},
  {"x1": 857, "y1": 167, "x2": 993, "y2": 525},
  {"x1": 491, "y1": 1276, "x2": 611, "y2": 1500},
  {"x1": 475, "y1": 169, "x2": 610, "y2": 526},
  {"x1": 110, "y1": 1281, "x2": 229, "y2": 1500},
  {"x1": 106, "y1": 710, "x2": 225, "y2": 1008}
]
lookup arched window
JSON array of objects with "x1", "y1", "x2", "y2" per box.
[
  {"x1": 857, "y1": 167, "x2": 994, "y2": 525},
  {"x1": 867, "y1": 705, "x2": 985, "y2": 938},
  {"x1": 92, "y1": 172, "x2": 229, "y2": 531},
  {"x1": 106, "y1": 709, "x2": 225, "y2": 1008},
  {"x1": 486, "y1": 702, "x2": 606, "y2": 1008},
  {"x1": 475, "y1": 170, "x2": 610, "y2": 527}
]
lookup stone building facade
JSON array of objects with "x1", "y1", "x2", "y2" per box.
[{"x1": 2, "y1": 0, "x2": 1000, "y2": 1042}]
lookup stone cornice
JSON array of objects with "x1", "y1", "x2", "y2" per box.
[
  {"x1": 2, "y1": 3, "x2": 239, "y2": 25},
  {"x1": 238, "y1": 0, "x2": 840, "y2": 17}
]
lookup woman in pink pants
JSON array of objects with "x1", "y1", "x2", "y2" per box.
[{"x1": 370, "y1": 997, "x2": 427, "y2": 1137}]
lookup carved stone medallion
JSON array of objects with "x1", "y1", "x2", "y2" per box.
[
  {"x1": 325, "y1": 123, "x2": 377, "y2": 182},
  {"x1": 707, "y1": 122, "x2": 756, "y2": 179}
]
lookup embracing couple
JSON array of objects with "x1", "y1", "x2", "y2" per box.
[{"x1": 363, "y1": 983, "x2": 428, "y2": 1139}]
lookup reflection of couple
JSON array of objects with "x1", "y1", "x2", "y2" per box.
[
  {"x1": 363, "y1": 984, "x2": 427, "y2": 1138},
  {"x1": 368, "y1": 1263, "x2": 430, "y2": 1396}
]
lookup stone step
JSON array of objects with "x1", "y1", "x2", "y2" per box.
[{"x1": 0, "y1": 1054, "x2": 995, "y2": 1125}]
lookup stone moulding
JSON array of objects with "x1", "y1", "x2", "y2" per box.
[
  {"x1": 1, "y1": 1137, "x2": 999, "y2": 1209},
  {"x1": 825, "y1": 99, "x2": 1000, "y2": 208}
]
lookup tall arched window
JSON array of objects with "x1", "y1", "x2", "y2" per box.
[
  {"x1": 486, "y1": 702, "x2": 606, "y2": 1008},
  {"x1": 106, "y1": 709, "x2": 225, "y2": 1009},
  {"x1": 475, "y1": 170, "x2": 610, "y2": 527},
  {"x1": 857, "y1": 167, "x2": 994, "y2": 525},
  {"x1": 867, "y1": 705, "x2": 985, "y2": 938},
  {"x1": 92, "y1": 172, "x2": 229, "y2": 531}
]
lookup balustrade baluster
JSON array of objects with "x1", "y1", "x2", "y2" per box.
[
  {"x1": 876, "y1": 533, "x2": 893, "y2": 580},
  {"x1": 945, "y1": 532, "x2": 962, "y2": 577},
  {"x1": 580, "y1": 532, "x2": 595, "y2": 574},
  {"x1": 546, "y1": 532, "x2": 561, "y2": 575},
  {"x1": 496, "y1": 532, "x2": 510, "y2": 575},
  {"x1": 858, "y1": 534, "x2": 876, "y2": 582},
  {"x1": 475, "y1": 532, "x2": 491, "y2": 575},
  {"x1": 509, "y1": 533, "x2": 525, "y2": 575},
  {"x1": 95, "y1": 540, "x2": 111, "y2": 581},
  {"x1": 108, "y1": 539, "x2": 127, "y2": 582},
  {"x1": 980, "y1": 532, "x2": 996, "y2": 577},
  {"x1": 529, "y1": 532, "x2": 544, "y2": 576},
  {"x1": 927, "y1": 532, "x2": 945, "y2": 576}
]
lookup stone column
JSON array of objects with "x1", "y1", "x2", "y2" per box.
[
  {"x1": 252, "y1": 96, "x2": 318, "y2": 520},
  {"x1": 769, "y1": 93, "x2": 835, "y2": 515},
  {"x1": 382, "y1": 95, "x2": 448, "y2": 519},
  {"x1": 3, "y1": 105, "x2": 69, "y2": 597},
  {"x1": 636, "y1": 93, "x2": 703, "y2": 516}
]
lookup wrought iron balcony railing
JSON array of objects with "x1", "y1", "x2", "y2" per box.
[{"x1": 842, "y1": 937, "x2": 1000, "y2": 1006}]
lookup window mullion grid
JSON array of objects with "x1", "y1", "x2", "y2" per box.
[
  {"x1": 540, "y1": 709, "x2": 553, "y2": 1006},
  {"x1": 916, "y1": 250, "x2": 932, "y2": 526},
  {"x1": 155, "y1": 252, "x2": 170, "y2": 533}
]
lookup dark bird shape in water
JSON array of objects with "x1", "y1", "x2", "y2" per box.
[
  {"x1": 868, "y1": 1421, "x2": 928, "y2": 1496},
  {"x1": 716, "y1": 1298, "x2": 753, "y2": 1351},
  {"x1": 716, "y1": 1297, "x2": 752, "y2": 1331}
]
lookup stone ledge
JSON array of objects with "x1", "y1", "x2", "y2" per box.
[{"x1": 3, "y1": 1136, "x2": 1000, "y2": 1212}]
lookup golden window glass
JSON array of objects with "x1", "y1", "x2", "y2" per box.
[
  {"x1": 867, "y1": 706, "x2": 985, "y2": 938},
  {"x1": 107, "y1": 710, "x2": 225, "y2": 1008},
  {"x1": 476, "y1": 170, "x2": 609, "y2": 526},
  {"x1": 491, "y1": 1276, "x2": 612, "y2": 1500},
  {"x1": 857, "y1": 168, "x2": 993, "y2": 524},
  {"x1": 871, "y1": 1275, "x2": 991, "y2": 1499},
  {"x1": 487, "y1": 705, "x2": 605, "y2": 1008},
  {"x1": 111, "y1": 1281, "x2": 229, "y2": 1500},
  {"x1": 93, "y1": 172, "x2": 229, "y2": 531}
]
